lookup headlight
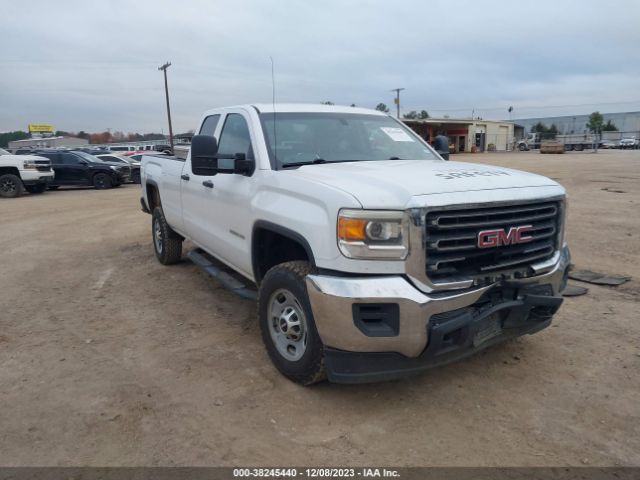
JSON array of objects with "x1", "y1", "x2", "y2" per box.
[
  {"x1": 22, "y1": 160, "x2": 38, "y2": 170},
  {"x1": 337, "y1": 209, "x2": 408, "y2": 259}
]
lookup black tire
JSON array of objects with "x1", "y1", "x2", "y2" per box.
[
  {"x1": 151, "y1": 206, "x2": 183, "y2": 265},
  {"x1": 0, "y1": 174, "x2": 24, "y2": 198},
  {"x1": 93, "y1": 172, "x2": 113, "y2": 189},
  {"x1": 518, "y1": 143, "x2": 526, "y2": 151},
  {"x1": 574, "y1": 144, "x2": 583, "y2": 151},
  {"x1": 132, "y1": 172, "x2": 141, "y2": 184},
  {"x1": 26, "y1": 184, "x2": 46, "y2": 194},
  {"x1": 258, "y1": 261, "x2": 326, "y2": 385},
  {"x1": 48, "y1": 185, "x2": 60, "y2": 190}
]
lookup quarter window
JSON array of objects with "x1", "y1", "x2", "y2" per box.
[{"x1": 200, "y1": 114, "x2": 221, "y2": 137}]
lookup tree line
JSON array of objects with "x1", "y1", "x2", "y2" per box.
[{"x1": 0, "y1": 130, "x2": 166, "y2": 147}]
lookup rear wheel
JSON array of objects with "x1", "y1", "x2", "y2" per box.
[
  {"x1": 258, "y1": 261, "x2": 326, "y2": 385},
  {"x1": 152, "y1": 206, "x2": 183, "y2": 265},
  {"x1": 26, "y1": 184, "x2": 46, "y2": 194},
  {"x1": 93, "y1": 172, "x2": 113, "y2": 189},
  {"x1": 0, "y1": 174, "x2": 24, "y2": 198},
  {"x1": 573, "y1": 144, "x2": 583, "y2": 151}
]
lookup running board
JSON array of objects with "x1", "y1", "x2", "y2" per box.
[{"x1": 186, "y1": 249, "x2": 258, "y2": 301}]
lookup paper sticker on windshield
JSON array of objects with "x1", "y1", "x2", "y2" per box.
[{"x1": 380, "y1": 127, "x2": 414, "y2": 142}]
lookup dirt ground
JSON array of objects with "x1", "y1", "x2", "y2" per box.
[{"x1": 1, "y1": 149, "x2": 639, "y2": 467}]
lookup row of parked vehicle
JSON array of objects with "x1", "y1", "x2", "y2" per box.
[{"x1": 0, "y1": 146, "x2": 155, "y2": 198}]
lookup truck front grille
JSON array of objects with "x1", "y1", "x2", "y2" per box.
[{"x1": 425, "y1": 201, "x2": 560, "y2": 281}]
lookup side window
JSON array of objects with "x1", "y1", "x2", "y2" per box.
[
  {"x1": 60, "y1": 153, "x2": 82, "y2": 165},
  {"x1": 200, "y1": 114, "x2": 221, "y2": 137},
  {"x1": 217, "y1": 114, "x2": 252, "y2": 170}
]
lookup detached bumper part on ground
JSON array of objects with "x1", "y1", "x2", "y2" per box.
[{"x1": 306, "y1": 245, "x2": 570, "y2": 383}]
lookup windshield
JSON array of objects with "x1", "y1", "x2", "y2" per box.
[
  {"x1": 0, "y1": 148, "x2": 10, "y2": 155},
  {"x1": 259, "y1": 112, "x2": 439, "y2": 168}
]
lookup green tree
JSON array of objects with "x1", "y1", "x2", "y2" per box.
[
  {"x1": 586, "y1": 111, "x2": 604, "y2": 133},
  {"x1": 548, "y1": 124, "x2": 558, "y2": 135},
  {"x1": 602, "y1": 119, "x2": 618, "y2": 131},
  {"x1": 419, "y1": 110, "x2": 430, "y2": 119},
  {"x1": 320, "y1": 101, "x2": 334, "y2": 105},
  {"x1": 375, "y1": 103, "x2": 390, "y2": 113},
  {"x1": 0, "y1": 130, "x2": 29, "y2": 148},
  {"x1": 530, "y1": 122, "x2": 548, "y2": 133},
  {"x1": 403, "y1": 110, "x2": 418, "y2": 119}
]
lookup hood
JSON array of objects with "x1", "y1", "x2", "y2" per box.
[
  {"x1": 289, "y1": 160, "x2": 560, "y2": 208},
  {"x1": 17, "y1": 154, "x2": 49, "y2": 162}
]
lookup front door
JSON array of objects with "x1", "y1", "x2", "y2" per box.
[
  {"x1": 59, "y1": 152, "x2": 90, "y2": 184},
  {"x1": 181, "y1": 111, "x2": 255, "y2": 278}
]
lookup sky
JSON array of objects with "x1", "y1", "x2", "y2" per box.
[{"x1": 1, "y1": 0, "x2": 639, "y2": 134}]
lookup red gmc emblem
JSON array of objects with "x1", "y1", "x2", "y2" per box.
[{"x1": 478, "y1": 225, "x2": 534, "y2": 248}]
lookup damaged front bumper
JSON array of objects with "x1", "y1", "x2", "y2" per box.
[{"x1": 305, "y1": 245, "x2": 571, "y2": 383}]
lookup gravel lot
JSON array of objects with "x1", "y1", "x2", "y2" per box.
[{"x1": 1, "y1": 149, "x2": 638, "y2": 466}]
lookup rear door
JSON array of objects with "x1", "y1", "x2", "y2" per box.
[
  {"x1": 37, "y1": 152, "x2": 63, "y2": 183},
  {"x1": 181, "y1": 113, "x2": 222, "y2": 250}
]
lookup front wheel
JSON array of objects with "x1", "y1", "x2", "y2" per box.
[
  {"x1": 93, "y1": 172, "x2": 113, "y2": 189},
  {"x1": 0, "y1": 174, "x2": 24, "y2": 198},
  {"x1": 258, "y1": 261, "x2": 326, "y2": 385},
  {"x1": 152, "y1": 206, "x2": 183, "y2": 265}
]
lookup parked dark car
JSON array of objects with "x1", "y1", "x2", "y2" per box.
[
  {"x1": 96, "y1": 153, "x2": 141, "y2": 184},
  {"x1": 26, "y1": 150, "x2": 130, "y2": 189}
]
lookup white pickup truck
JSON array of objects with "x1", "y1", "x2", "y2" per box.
[
  {"x1": 141, "y1": 104, "x2": 570, "y2": 384},
  {"x1": 0, "y1": 148, "x2": 54, "y2": 197}
]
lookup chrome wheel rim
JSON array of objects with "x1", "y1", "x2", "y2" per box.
[
  {"x1": 268, "y1": 288, "x2": 308, "y2": 361},
  {"x1": 153, "y1": 218, "x2": 163, "y2": 253}
]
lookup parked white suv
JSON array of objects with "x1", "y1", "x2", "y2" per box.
[
  {"x1": 0, "y1": 148, "x2": 54, "y2": 197},
  {"x1": 140, "y1": 104, "x2": 570, "y2": 384}
]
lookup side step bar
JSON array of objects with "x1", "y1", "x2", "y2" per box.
[{"x1": 186, "y1": 249, "x2": 258, "y2": 301}]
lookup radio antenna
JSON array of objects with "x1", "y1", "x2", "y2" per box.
[{"x1": 270, "y1": 56, "x2": 278, "y2": 165}]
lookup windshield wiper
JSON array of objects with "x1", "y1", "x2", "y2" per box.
[{"x1": 280, "y1": 158, "x2": 366, "y2": 169}]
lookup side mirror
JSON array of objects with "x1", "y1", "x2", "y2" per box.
[
  {"x1": 233, "y1": 153, "x2": 255, "y2": 176},
  {"x1": 191, "y1": 135, "x2": 219, "y2": 175}
]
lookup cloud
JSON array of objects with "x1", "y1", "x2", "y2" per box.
[{"x1": 1, "y1": 0, "x2": 639, "y2": 132}]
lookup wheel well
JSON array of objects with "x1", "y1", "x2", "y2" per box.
[
  {"x1": 146, "y1": 183, "x2": 161, "y2": 211},
  {"x1": 0, "y1": 167, "x2": 20, "y2": 177},
  {"x1": 252, "y1": 226, "x2": 313, "y2": 283}
]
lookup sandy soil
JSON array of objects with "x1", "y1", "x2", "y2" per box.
[{"x1": 0, "y1": 149, "x2": 638, "y2": 466}]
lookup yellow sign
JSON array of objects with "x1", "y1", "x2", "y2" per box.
[{"x1": 28, "y1": 124, "x2": 54, "y2": 133}]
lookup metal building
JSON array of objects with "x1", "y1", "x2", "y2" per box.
[
  {"x1": 512, "y1": 111, "x2": 640, "y2": 138},
  {"x1": 8, "y1": 136, "x2": 89, "y2": 151}
]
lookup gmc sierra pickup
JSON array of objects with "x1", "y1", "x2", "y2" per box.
[{"x1": 141, "y1": 104, "x2": 570, "y2": 385}]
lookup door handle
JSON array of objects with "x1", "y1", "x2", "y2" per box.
[
  {"x1": 202, "y1": 180, "x2": 214, "y2": 188},
  {"x1": 181, "y1": 174, "x2": 190, "y2": 181}
]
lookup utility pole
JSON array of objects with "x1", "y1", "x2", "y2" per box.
[
  {"x1": 158, "y1": 62, "x2": 174, "y2": 152},
  {"x1": 391, "y1": 88, "x2": 404, "y2": 118}
]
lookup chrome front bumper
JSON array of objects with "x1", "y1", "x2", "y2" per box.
[{"x1": 306, "y1": 244, "x2": 570, "y2": 358}]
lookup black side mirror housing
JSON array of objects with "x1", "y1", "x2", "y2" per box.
[
  {"x1": 191, "y1": 135, "x2": 255, "y2": 176},
  {"x1": 233, "y1": 153, "x2": 255, "y2": 176},
  {"x1": 191, "y1": 135, "x2": 219, "y2": 175}
]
